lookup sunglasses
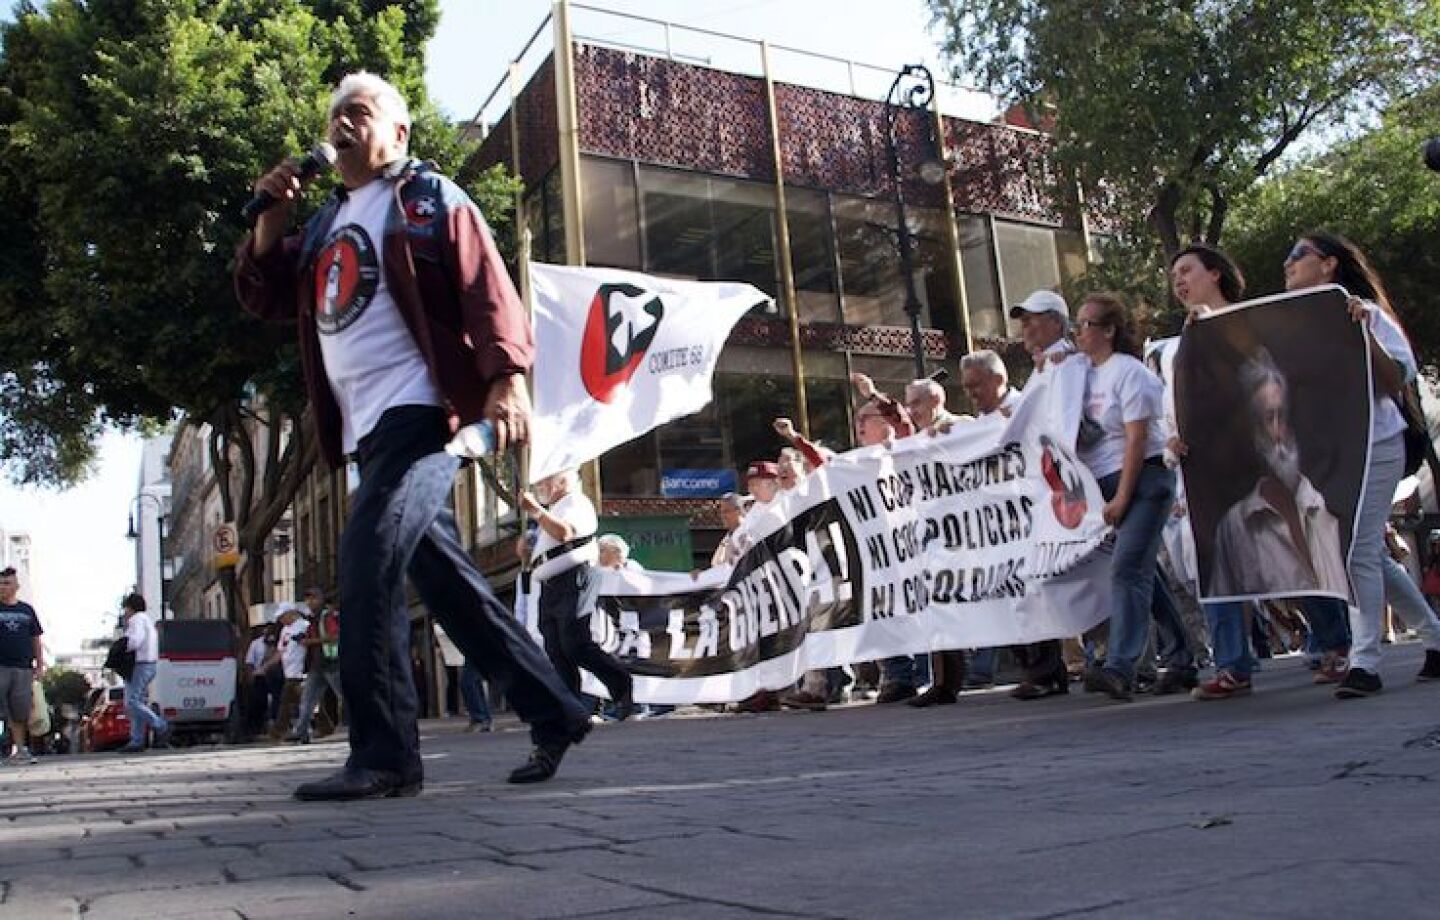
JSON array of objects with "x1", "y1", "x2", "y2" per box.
[{"x1": 1285, "y1": 242, "x2": 1322, "y2": 265}]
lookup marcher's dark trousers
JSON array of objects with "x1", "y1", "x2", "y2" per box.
[
  {"x1": 341, "y1": 406, "x2": 589, "y2": 778},
  {"x1": 537, "y1": 564, "x2": 633, "y2": 705},
  {"x1": 1013, "y1": 639, "x2": 1066, "y2": 686}
]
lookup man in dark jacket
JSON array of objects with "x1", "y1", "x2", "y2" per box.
[{"x1": 236, "y1": 72, "x2": 590, "y2": 800}]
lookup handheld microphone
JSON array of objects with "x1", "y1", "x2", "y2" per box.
[{"x1": 241, "y1": 142, "x2": 337, "y2": 226}]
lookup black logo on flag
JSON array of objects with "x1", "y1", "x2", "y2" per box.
[{"x1": 581, "y1": 283, "x2": 664, "y2": 403}]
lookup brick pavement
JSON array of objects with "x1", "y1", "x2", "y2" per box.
[{"x1": 2, "y1": 645, "x2": 1439, "y2": 919}]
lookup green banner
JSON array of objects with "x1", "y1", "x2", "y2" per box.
[{"x1": 597, "y1": 514, "x2": 695, "y2": 572}]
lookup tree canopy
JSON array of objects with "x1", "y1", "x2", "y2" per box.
[
  {"x1": 0, "y1": 0, "x2": 517, "y2": 486},
  {"x1": 1226, "y1": 86, "x2": 1440, "y2": 369},
  {"x1": 928, "y1": 0, "x2": 1440, "y2": 259}
]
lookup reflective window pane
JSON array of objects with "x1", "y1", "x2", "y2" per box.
[
  {"x1": 994, "y1": 220, "x2": 1062, "y2": 333},
  {"x1": 582, "y1": 157, "x2": 641, "y2": 269}
]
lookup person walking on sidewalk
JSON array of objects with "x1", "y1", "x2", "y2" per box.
[
  {"x1": 0, "y1": 567, "x2": 43, "y2": 765},
  {"x1": 521, "y1": 470, "x2": 636, "y2": 724},
  {"x1": 287, "y1": 588, "x2": 344, "y2": 744},
  {"x1": 118, "y1": 594, "x2": 169, "y2": 753},
  {"x1": 459, "y1": 659, "x2": 493, "y2": 732},
  {"x1": 236, "y1": 71, "x2": 590, "y2": 798}
]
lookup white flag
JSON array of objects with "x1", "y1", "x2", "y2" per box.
[{"x1": 528, "y1": 263, "x2": 767, "y2": 484}]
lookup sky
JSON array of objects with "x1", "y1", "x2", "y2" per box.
[{"x1": 0, "y1": 1, "x2": 952, "y2": 657}]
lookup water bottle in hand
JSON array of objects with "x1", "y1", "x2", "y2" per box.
[{"x1": 445, "y1": 420, "x2": 497, "y2": 459}]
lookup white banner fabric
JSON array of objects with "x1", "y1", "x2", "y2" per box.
[
  {"x1": 528, "y1": 263, "x2": 767, "y2": 483},
  {"x1": 581, "y1": 367, "x2": 1115, "y2": 705}
]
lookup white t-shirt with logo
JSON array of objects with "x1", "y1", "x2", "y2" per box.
[
  {"x1": 279, "y1": 617, "x2": 310, "y2": 680},
  {"x1": 532, "y1": 491, "x2": 599, "y2": 582},
  {"x1": 1078, "y1": 353, "x2": 1167, "y2": 480},
  {"x1": 314, "y1": 178, "x2": 443, "y2": 453}
]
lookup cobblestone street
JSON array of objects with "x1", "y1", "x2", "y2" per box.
[{"x1": 4, "y1": 646, "x2": 1439, "y2": 919}]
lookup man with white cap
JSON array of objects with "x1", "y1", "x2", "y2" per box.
[
  {"x1": 1005, "y1": 290, "x2": 1075, "y2": 700},
  {"x1": 1012, "y1": 290, "x2": 1074, "y2": 373}
]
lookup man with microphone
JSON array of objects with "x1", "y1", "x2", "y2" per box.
[{"x1": 235, "y1": 72, "x2": 591, "y2": 799}]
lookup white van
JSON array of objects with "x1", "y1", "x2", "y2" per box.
[{"x1": 154, "y1": 619, "x2": 239, "y2": 740}]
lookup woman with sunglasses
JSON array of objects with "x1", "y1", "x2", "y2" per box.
[
  {"x1": 1283, "y1": 231, "x2": 1420, "y2": 697},
  {"x1": 1072, "y1": 293, "x2": 1173, "y2": 700},
  {"x1": 1169, "y1": 244, "x2": 1353, "y2": 698}
]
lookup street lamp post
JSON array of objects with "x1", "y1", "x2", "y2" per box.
[
  {"x1": 127, "y1": 493, "x2": 168, "y2": 620},
  {"x1": 882, "y1": 63, "x2": 946, "y2": 379}
]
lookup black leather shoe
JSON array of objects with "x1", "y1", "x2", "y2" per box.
[
  {"x1": 509, "y1": 742, "x2": 571, "y2": 784},
  {"x1": 1152, "y1": 667, "x2": 1199, "y2": 696},
  {"x1": 875, "y1": 683, "x2": 917, "y2": 704},
  {"x1": 1092, "y1": 668, "x2": 1133, "y2": 702},
  {"x1": 293, "y1": 768, "x2": 422, "y2": 802},
  {"x1": 1010, "y1": 681, "x2": 1066, "y2": 701},
  {"x1": 906, "y1": 685, "x2": 958, "y2": 707},
  {"x1": 613, "y1": 692, "x2": 637, "y2": 722},
  {"x1": 509, "y1": 720, "x2": 591, "y2": 784}
]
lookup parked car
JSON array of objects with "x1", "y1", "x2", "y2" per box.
[
  {"x1": 154, "y1": 619, "x2": 239, "y2": 743},
  {"x1": 79, "y1": 686, "x2": 130, "y2": 752}
]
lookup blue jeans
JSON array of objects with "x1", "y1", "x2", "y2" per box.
[
  {"x1": 1098, "y1": 462, "x2": 1176, "y2": 682},
  {"x1": 1349, "y1": 432, "x2": 1405, "y2": 672},
  {"x1": 968, "y1": 648, "x2": 997, "y2": 682},
  {"x1": 342, "y1": 406, "x2": 588, "y2": 779},
  {"x1": 293, "y1": 663, "x2": 343, "y2": 739},
  {"x1": 1300, "y1": 597, "x2": 1351, "y2": 654},
  {"x1": 126, "y1": 660, "x2": 167, "y2": 744},
  {"x1": 1150, "y1": 574, "x2": 1195, "y2": 670},
  {"x1": 1204, "y1": 601, "x2": 1254, "y2": 677},
  {"x1": 459, "y1": 662, "x2": 491, "y2": 725}
]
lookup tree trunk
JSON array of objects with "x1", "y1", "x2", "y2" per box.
[
  {"x1": 1149, "y1": 181, "x2": 1183, "y2": 263},
  {"x1": 1203, "y1": 182, "x2": 1228, "y2": 245}
]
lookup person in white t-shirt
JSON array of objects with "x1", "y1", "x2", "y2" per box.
[
  {"x1": 1004, "y1": 291, "x2": 1077, "y2": 699},
  {"x1": 239, "y1": 72, "x2": 590, "y2": 798},
  {"x1": 1072, "y1": 293, "x2": 1174, "y2": 701},
  {"x1": 521, "y1": 470, "x2": 635, "y2": 721},
  {"x1": 1281, "y1": 231, "x2": 1428, "y2": 697},
  {"x1": 118, "y1": 593, "x2": 169, "y2": 753},
  {"x1": 272, "y1": 609, "x2": 309, "y2": 740}
]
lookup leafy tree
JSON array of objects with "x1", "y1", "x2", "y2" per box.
[
  {"x1": 1226, "y1": 86, "x2": 1440, "y2": 369},
  {"x1": 929, "y1": 0, "x2": 1439, "y2": 260},
  {"x1": 0, "y1": 1, "x2": 519, "y2": 617}
]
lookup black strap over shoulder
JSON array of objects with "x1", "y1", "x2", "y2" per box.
[{"x1": 536, "y1": 534, "x2": 596, "y2": 567}]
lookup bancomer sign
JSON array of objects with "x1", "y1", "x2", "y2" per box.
[{"x1": 660, "y1": 469, "x2": 736, "y2": 498}]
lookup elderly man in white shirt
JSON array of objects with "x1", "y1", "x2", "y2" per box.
[{"x1": 1209, "y1": 350, "x2": 1349, "y2": 598}]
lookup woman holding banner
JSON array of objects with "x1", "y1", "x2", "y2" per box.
[
  {"x1": 1173, "y1": 244, "x2": 1355, "y2": 698},
  {"x1": 1072, "y1": 294, "x2": 1174, "y2": 701},
  {"x1": 1283, "y1": 231, "x2": 1420, "y2": 698},
  {"x1": 1169, "y1": 244, "x2": 1259, "y2": 700}
]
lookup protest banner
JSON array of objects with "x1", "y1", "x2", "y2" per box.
[
  {"x1": 581, "y1": 367, "x2": 1115, "y2": 704},
  {"x1": 1174, "y1": 285, "x2": 1369, "y2": 603}
]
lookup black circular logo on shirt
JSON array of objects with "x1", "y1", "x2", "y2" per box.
[{"x1": 314, "y1": 225, "x2": 379, "y2": 335}]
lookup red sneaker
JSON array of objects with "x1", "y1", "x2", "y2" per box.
[
  {"x1": 1191, "y1": 670, "x2": 1253, "y2": 701},
  {"x1": 1314, "y1": 652, "x2": 1348, "y2": 684}
]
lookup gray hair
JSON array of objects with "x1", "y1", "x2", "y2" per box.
[
  {"x1": 329, "y1": 71, "x2": 411, "y2": 142},
  {"x1": 597, "y1": 533, "x2": 630, "y2": 560},
  {"x1": 1237, "y1": 349, "x2": 1287, "y2": 405},
  {"x1": 718, "y1": 492, "x2": 750, "y2": 512},
  {"x1": 904, "y1": 378, "x2": 947, "y2": 405},
  {"x1": 959, "y1": 349, "x2": 1008, "y2": 384}
]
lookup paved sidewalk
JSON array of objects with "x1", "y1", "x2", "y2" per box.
[{"x1": 3, "y1": 645, "x2": 1439, "y2": 919}]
